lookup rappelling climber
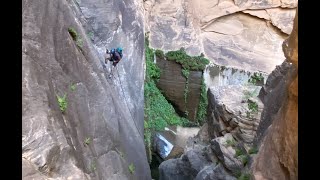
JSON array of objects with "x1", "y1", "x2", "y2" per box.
[{"x1": 105, "y1": 47, "x2": 123, "y2": 78}]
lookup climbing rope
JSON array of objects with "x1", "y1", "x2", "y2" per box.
[{"x1": 114, "y1": 66, "x2": 144, "y2": 139}]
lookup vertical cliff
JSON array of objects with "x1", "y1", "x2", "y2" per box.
[
  {"x1": 252, "y1": 9, "x2": 298, "y2": 180},
  {"x1": 22, "y1": 0, "x2": 150, "y2": 179}
]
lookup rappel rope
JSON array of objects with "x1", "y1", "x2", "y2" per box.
[{"x1": 113, "y1": 66, "x2": 144, "y2": 139}]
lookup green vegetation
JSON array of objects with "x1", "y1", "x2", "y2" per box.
[
  {"x1": 145, "y1": 80, "x2": 183, "y2": 130},
  {"x1": 239, "y1": 155, "x2": 249, "y2": 166},
  {"x1": 155, "y1": 49, "x2": 165, "y2": 59},
  {"x1": 243, "y1": 88, "x2": 259, "y2": 118},
  {"x1": 184, "y1": 80, "x2": 189, "y2": 104},
  {"x1": 68, "y1": 27, "x2": 83, "y2": 48},
  {"x1": 196, "y1": 78, "x2": 208, "y2": 125},
  {"x1": 146, "y1": 57, "x2": 161, "y2": 80},
  {"x1": 165, "y1": 48, "x2": 209, "y2": 71},
  {"x1": 90, "y1": 160, "x2": 96, "y2": 172},
  {"x1": 248, "y1": 101, "x2": 258, "y2": 113},
  {"x1": 144, "y1": 41, "x2": 210, "y2": 162},
  {"x1": 76, "y1": 38, "x2": 83, "y2": 48},
  {"x1": 234, "y1": 148, "x2": 245, "y2": 158},
  {"x1": 237, "y1": 173, "x2": 251, "y2": 180},
  {"x1": 164, "y1": 47, "x2": 209, "y2": 123},
  {"x1": 68, "y1": 27, "x2": 78, "y2": 41},
  {"x1": 181, "y1": 117, "x2": 198, "y2": 127},
  {"x1": 144, "y1": 38, "x2": 188, "y2": 151},
  {"x1": 87, "y1": 31, "x2": 94, "y2": 39},
  {"x1": 70, "y1": 83, "x2": 76, "y2": 91},
  {"x1": 248, "y1": 72, "x2": 264, "y2": 85},
  {"x1": 128, "y1": 163, "x2": 135, "y2": 174},
  {"x1": 146, "y1": 44, "x2": 160, "y2": 81},
  {"x1": 56, "y1": 94, "x2": 67, "y2": 113},
  {"x1": 181, "y1": 68, "x2": 190, "y2": 116},
  {"x1": 145, "y1": 40, "x2": 186, "y2": 129},
  {"x1": 181, "y1": 68, "x2": 190, "y2": 79},
  {"x1": 226, "y1": 139, "x2": 236, "y2": 147},
  {"x1": 119, "y1": 151, "x2": 124, "y2": 158},
  {"x1": 248, "y1": 147, "x2": 258, "y2": 154},
  {"x1": 84, "y1": 137, "x2": 91, "y2": 147}
]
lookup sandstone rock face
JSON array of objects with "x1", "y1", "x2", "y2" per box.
[
  {"x1": 22, "y1": 0, "x2": 150, "y2": 179},
  {"x1": 156, "y1": 55, "x2": 202, "y2": 121},
  {"x1": 266, "y1": 8, "x2": 296, "y2": 35},
  {"x1": 204, "y1": 64, "x2": 268, "y2": 88},
  {"x1": 254, "y1": 61, "x2": 296, "y2": 144},
  {"x1": 207, "y1": 85, "x2": 263, "y2": 143},
  {"x1": 145, "y1": 0, "x2": 297, "y2": 73},
  {"x1": 252, "y1": 9, "x2": 298, "y2": 180}
]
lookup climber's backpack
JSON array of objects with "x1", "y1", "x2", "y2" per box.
[{"x1": 116, "y1": 47, "x2": 123, "y2": 58}]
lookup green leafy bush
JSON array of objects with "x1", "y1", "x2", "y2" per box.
[
  {"x1": 155, "y1": 49, "x2": 165, "y2": 59},
  {"x1": 248, "y1": 147, "x2": 258, "y2": 154},
  {"x1": 238, "y1": 173, "x2": 251, "y2": 180},
  {"x1": 196, "y1": 78, "x2": 208, "y2": 125},
  {"x1": 70, "y1": 83, "x2": 76, "y2": 91},
  {"x1": 235, "y1": 148, "x2": 245, "y2": 158},
  {"x1": 165, "y1": 48, "x2": 209, "y2": 71},
  {"x1": 57, "y1": 94, "x2": 67, "y2": 113},
  {"x1": 84, "y1": 137, "x2": 91, "y2": 146},
  {"x1": 248, "y1": 72, "x2": 264, "y2": 85},
  {"x1": 68, "y1": 27, "x2": 78, "y2": 41},
  {"x1": 226, "y1": 139, "x2": 236, "y2": 147},
  {"x1": 248, "y1": 101, "x2": 258, "y2": 113},
  {"x1": 128, "y1": 163, "x2": 135, "y2": 174}
]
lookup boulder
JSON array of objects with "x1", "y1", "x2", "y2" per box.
[
  {"x1": 159, "y1": 157, "x2": 197, "y2": 180},
  {"x1": 207, "y1": 85, "x2": 263, "y2": 143},
  {"x1": 195, "y1": 164, "x2": 237, "y2": 180},
  {"x1": 210, "y1": 134, "x2": 245, "y2": 175}
]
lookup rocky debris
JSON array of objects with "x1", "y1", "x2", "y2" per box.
[
  {"x1": 165, "y1": 146, "x2": 184, "y2": 160},
  {"x1": 210, "y1": 134, "x2": 248, "y2": 175},
  {"x1": 207, "y1": 85, "x2": 263, "y2": 143},
  {"x1": 196, "y1": 122, "x2": 210, "y2": 144},
  {"x1": 22, "y1": 0, "x2": 150, "y2": 179},
  {"x1": 185, "y1": 147, "x2": 214, "y2": 172},
  {"x1": 145, "y1": 0, "x2": 296, "y2": 73},
  {"x1": 195, "y1": 164, "x2": 237, "y2": 180},
  {"x1": 159, "y1": 133, "x2": 252, "y2": 180},
  {"x1": 159, "y1": 138, "x2": 215, "y2": 180},
  {"x1": 159, "y1": 157, "x2": 198, "y2": 180},
  {"x1": 153, "y1": 126, "x2": 200, "y2": 161},
  {"x1": 211, "y1": 137, "x2": 241, "y2": 169},
  {"x1": 252, "y1": 9, "x2": 298, "y2": 180},
  {"x1": 153, "y1": 133, "x2": 174, "y2": 159}
]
